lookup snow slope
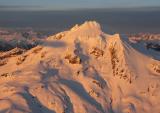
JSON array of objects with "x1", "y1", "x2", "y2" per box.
[{"x1": 0, "y1": 21, "x2": 160, "y2": 113}]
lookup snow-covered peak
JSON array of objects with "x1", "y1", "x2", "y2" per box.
[
  {"x1": 47, "y1": 21, "x2": 105, "y2": 49},
  {"x1": 0, "y1": 21, "x2": 160, "y2": 113},
  {"x1": 71, "y1": 21, "x2": 101, "y2": 31},
  {"x1": 68, "y1": 21, "x2": 103, "y2": 38}
]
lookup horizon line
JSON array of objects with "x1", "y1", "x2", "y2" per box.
[{"x1": 0, "y1": 5, "x2": 160, "y2": 11}]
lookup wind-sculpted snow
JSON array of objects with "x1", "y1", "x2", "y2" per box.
[{"x1": 0, "y1": 21, "x2": 160, "y2": 113}]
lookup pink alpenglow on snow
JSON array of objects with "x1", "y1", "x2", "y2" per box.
[{"x1": 0, "y1": 21, "x2": 160, "y2": 113}]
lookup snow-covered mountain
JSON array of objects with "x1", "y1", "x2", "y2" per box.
[{"x1": 0, "y1": 21, "x2": 160, "y2": 113}]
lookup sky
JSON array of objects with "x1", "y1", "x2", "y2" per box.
[{"x1": 0, "y1": 0, "x2": 160, "y2": 10}]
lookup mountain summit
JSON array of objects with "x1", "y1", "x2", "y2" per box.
[
  {"x1": 70, "y1": 21, "x2": 102, "y2": 36},
  {"x1": 0, "y1": 21, "x2": 160, "y2": 113}
]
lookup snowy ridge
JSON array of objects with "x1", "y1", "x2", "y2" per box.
[{"x1": 0, "y1": 21, "x2": 160, "y2": 113}]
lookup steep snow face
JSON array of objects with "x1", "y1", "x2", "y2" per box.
[
  {"x1": 0, "y1": 21, "x2": 160, "y2": 113},
  {"x1": 107, "y1": 34, "x2": 137, "y2": 83}
]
